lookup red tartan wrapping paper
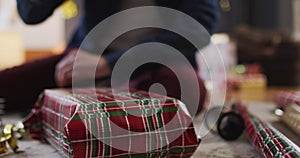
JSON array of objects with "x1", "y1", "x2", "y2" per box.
[
  {"x1": 275, "y1": 91, "x2": 300, "y2": 109},
  {"x1": 23, "y1": 88, "x2": 199, "y2": 158},
  {"x1": 236, "y1": 103, "x2": 300, "y2": 158}
]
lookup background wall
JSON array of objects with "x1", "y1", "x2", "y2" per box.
[
  {"x1": 217, "y1": 0, "x2": 300, "y2": 40},
  {"x1": 0, "y1": 1, "x2": 65, "y2": 69}
]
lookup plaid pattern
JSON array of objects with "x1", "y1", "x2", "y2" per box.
[
  {"x1": 275, "y1": 91, "x2": 300, "y2": 109},
  {"x1": 281, "y1": 105, "x2": 300, "y2": 136},
  {"x1": 23, "y1": 88, "x2": 199, "y2": 158},
  {"x1": 236, "y1": 103, "x2": 300, "y2": 158}
]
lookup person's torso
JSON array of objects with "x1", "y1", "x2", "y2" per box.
[{"x1": 69, "y1": 0, "x2": 182, "y2": 51}]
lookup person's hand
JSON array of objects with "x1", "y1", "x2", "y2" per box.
[{"x1": 55, "y1": 48, "x2": 111, "y2": 87}]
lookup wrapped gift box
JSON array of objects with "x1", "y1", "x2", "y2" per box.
[
  {"x1": 24, "y1": 88, "x2": 199, "y2": 158},
  {"x1": 227, "y1": 74, "x2": 267, "y2": 101}
]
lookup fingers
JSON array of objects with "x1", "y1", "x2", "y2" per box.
[
  {"x1": 58, "y1": 65, "x2": 73, "y2": 87},
  {"x1": 55, "y1": 48, "x2": 112, "y2": 87},
  {"x1": 55, "y1": 50, "x2": 77, "y2": 87},
  {"x1": 96, "y1": 57, "x2": 111, "y2": 78}
]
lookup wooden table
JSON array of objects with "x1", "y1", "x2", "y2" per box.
[{"x1": 1, "y1": 88, "x2": 299, "y2": 158}]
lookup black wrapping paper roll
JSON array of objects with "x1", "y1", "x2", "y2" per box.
[
  {"x1": 217, "y1": 111, "x2": 245, "y2": 140},
  {"x1": 205, "y1": 103, "x2": 245, "y2": 141}
]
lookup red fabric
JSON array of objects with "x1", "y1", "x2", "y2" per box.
[{"x1": 0, "y1": 51, "x2": 206, "y2": 114}]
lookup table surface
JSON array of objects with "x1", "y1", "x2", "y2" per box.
[{"x1": 1, "y1": 88, "x2": 300, "y2": 158}]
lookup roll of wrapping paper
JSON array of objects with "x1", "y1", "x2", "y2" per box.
[
  {"x1": 275, "y1": 91, "x2": 300, "y2": 110},
  {"x1": 204, "y1": 103, "x2": 245, "y2": 141},
  {"x1": 281, "y1": 104, "x2": 300, "y2": 136},
  {"x1": 235, "y1": 103, "x2": 300, "y2": 158},
  {"x1": 215, "y1": 103, "x2": 245, "y2": 141}
]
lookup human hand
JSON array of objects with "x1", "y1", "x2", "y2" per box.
[{"x1": 55, "y1": 48, "x2": 111, "y2": 87}]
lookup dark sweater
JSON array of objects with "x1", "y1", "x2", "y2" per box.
[{"x1": 17, "y1": 0, "x2": 220, "y2": 69}]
